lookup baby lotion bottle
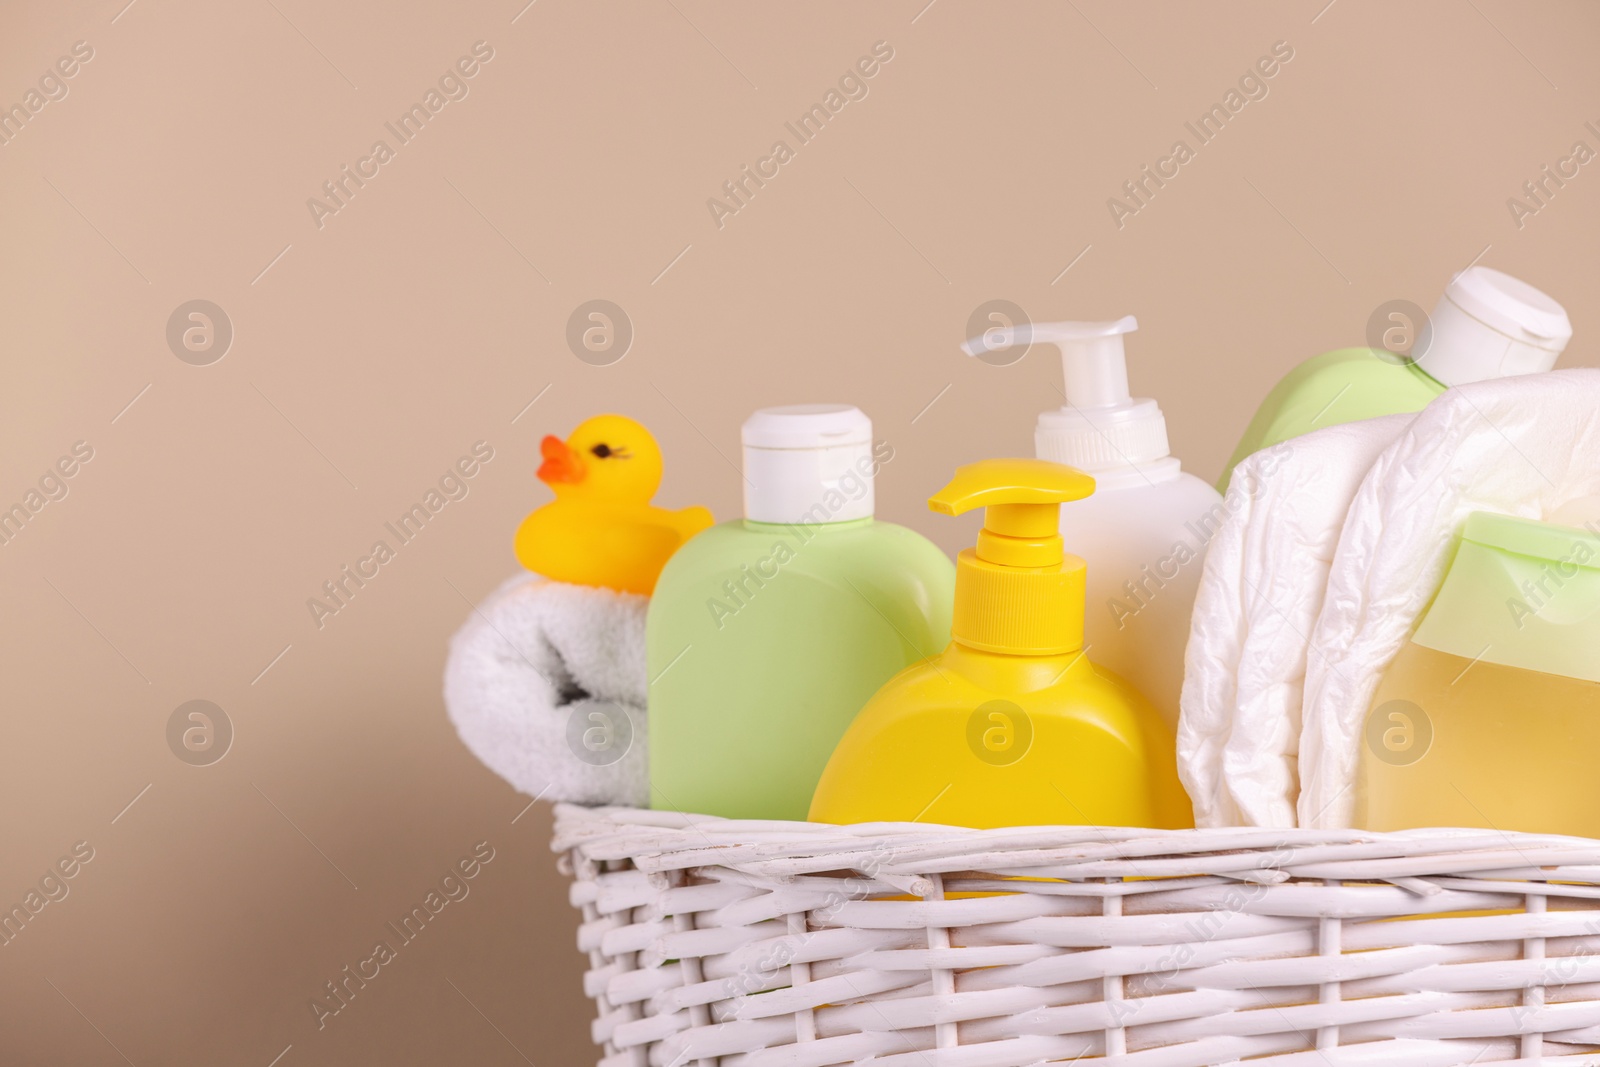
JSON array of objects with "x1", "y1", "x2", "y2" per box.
[
  {"x1": 963, "y1": 318, "x2": 1221, "y2": 731},
  {"x1": 647, "y1": 404, "x2": 955, "y2": 821},
  {"x1": 809, "y1": 458, "x2": 1192, "y2": 829},
  {"x1": 1220, "y1": 266, "x2": 1571, "y2": 490},
  {"x1": 1355, "y1": 512, "x2": 1600, "y2": 837}
]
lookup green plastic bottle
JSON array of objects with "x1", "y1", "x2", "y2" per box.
[
  {"x1": 1219, "y1": 267, "x2": 1570, "y2": 491},
  {"x1": 1356, "y1": 512, "x2": 1600, "y2": 837},
  {"x1": 647, "y1": 404, "x2": 955, "y2": 820}
]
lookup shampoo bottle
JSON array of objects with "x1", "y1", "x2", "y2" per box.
[
  {"x1": 1219, "y1": 266, "x2": 1571, "y2": 490},
  {"x1": 963, "y1": 318, "x2": 1221, "y2": 730},
  {"x1": 647, "y1": 404, "x2": 955, "y2": 821},
  {"x1": 1356, "y1": 512, "x2": 1600, "y2": 837},
  {"x1": 809, "y1": 458, "x2": 1192, "y2": 830}
]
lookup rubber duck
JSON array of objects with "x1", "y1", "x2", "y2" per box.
[{"x1": 515, "y1": 414, "x2": 713, "y2": 595}]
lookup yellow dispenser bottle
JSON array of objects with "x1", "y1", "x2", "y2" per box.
[{"x1": 808, "y1": 459, "x2": 1193, "y2": 829}]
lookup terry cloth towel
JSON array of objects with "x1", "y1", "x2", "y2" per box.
[
  {"x1": 1299, "y1": 369, "x2": 1600, "y2": 828},
  {"x1": 1178, "y1": 414, "x2": 1411, "y2": 827},
  {"x1": 444, "y1": 574, "x2": 649, "y2": 807}
]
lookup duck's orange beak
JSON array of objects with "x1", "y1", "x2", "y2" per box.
[{"x1": 537, "y1": 435, "x2": 586, "y2": 485}]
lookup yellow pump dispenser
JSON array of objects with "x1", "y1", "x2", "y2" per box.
[{"x1": 809, "y1": 458, "x2": 1193, "y2": 829}]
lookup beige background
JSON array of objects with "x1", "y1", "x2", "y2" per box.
[{"x1": 2, "y1": 0, "x2": 1597, "y2": 1062}]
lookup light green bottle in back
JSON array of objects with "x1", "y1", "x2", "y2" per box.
[
  {"x1": 646, "y1": 405, "x2": 955, "y2": 821},
  {"x1": 1218, "y1": 348, "x2": 1443, "y2": 492},
  {"x1": 1218, "y1": 266, "x2": 1571, "y2": 492}
]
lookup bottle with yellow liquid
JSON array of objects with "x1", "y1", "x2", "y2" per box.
[
  {"x1": 808, "y1": 458, "x2": 1193, "y2": 830},
  {"x1": 1356, "y1": 511, "x2": 1600, "y2": 836}
]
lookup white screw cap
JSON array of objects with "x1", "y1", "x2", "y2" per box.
[
  {"x1": 741, "y1": 404, "x2": 876, "y2": 524},
  {"x1": 1417, "y1": 266, "x2": 1571, "y2": 387}
]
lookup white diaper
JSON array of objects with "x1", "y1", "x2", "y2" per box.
[{"x1": 1179, "y1": 414, "x2": 1410, "y2": 826}]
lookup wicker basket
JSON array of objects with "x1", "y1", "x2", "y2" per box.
[{"x1": 554, "y1": 804, "x2": 1600, "y2": 1066}]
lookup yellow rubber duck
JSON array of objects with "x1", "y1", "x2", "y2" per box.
[{"x1": 515, "y1": 414, "x2": 713, "y2": 596}]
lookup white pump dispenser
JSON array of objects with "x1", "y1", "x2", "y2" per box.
[
  {"x1": 964, "y1": 317, "x2": 1223, "y2": 731},
  {"x1": 965, "y1": 316, "x2": 1172, "y2": 477}
]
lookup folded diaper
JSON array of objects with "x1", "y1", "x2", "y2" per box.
[
  {"x1": 1179, "y1": 414, "x2": 1411, "y2": 827},
  {"x1": 1299, "y1": 369, "x2": 1600, "y2": 828},
  {"x1": 444, "y1": 574, "x2": 650, "y2": 807}
]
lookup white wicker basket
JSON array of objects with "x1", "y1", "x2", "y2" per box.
[{"x1": 554, "y1": 804, "x2": 1600, "y2": 1066}]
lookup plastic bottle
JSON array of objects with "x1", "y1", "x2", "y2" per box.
[
  {"x1": 809, "y1": 458, "x2": 1193, "y2": 829},
  {"x1": 1220, "y1": 266, "x2": 1571, "y2": 491},
  {"x1": 1355, "y1": 512, "x2": 1600, "y2": 837},
  {"x1": 962, "y1": 318, "x2": 1221, "y2": 730},
  {"x1": 647, "y1": 404, "x2": 955, "y2": 821}
]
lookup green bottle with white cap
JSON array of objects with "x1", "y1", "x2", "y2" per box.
[
  {"x1": 1220, "y1": 266, "x2": 1572, "y2": 491},
  {"x1": 646, "y1": 404, "x2": 955, "y2": 820}
]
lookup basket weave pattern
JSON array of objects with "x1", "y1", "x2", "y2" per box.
[{"x1": 554, "y1": 804, "x2": 1600, "y2": 1066}]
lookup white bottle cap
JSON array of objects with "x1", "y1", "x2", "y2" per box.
[
  {"x1": 741, "y1": 404, "x2": 876, "y2": 524},
  {"x1": 963, "y1": 316, "x2": 1171, "y2": 473},
  {"x1": 1416, "y1": 266, "x2": 1571, "y2": 387}
]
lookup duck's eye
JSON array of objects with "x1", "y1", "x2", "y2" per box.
[{"x1": 590, "y1": 443, "x2": 613, "y2": 459}]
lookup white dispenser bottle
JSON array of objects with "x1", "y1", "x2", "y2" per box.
[{"x1": 964, "y1": 317, "x2": 1221, "y2": 729}]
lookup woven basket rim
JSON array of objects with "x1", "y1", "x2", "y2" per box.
[{"x1": 552, "y1": 803, "x2": 1600, "y2": 889}]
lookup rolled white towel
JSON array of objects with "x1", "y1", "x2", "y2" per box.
[{"x1": 444, "y1": 574, "x2": 649, "y2": 807}]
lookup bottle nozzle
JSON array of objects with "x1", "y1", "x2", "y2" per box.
[
  {"x1": 962, "y1": 316, "x2": 1138, "y2": 407},
  {"x1": 930, "y1": 458, "x2": 1093, "y2": 568},
  {"x1": 962, "y1": 316, "x2": 1171, "y2": 472},
  {"x1": 928, "y1": 458, "x2": 1094, "y2": 654}
]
